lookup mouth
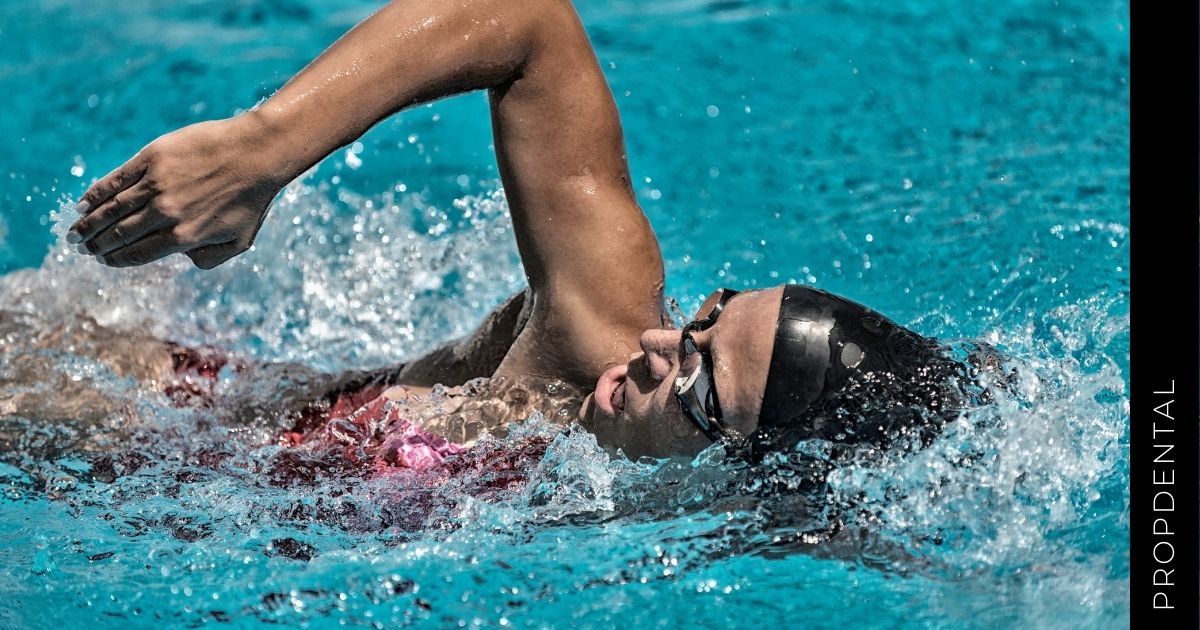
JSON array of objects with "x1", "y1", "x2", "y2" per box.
[{"x1": 593, "y1": 363, "x2": 629, "y2": 417}]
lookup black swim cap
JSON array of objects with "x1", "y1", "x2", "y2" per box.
[{"x1": 749, "y1": 284, "x2": 962, "y2": 457}]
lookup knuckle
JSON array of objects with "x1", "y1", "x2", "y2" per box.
[
  {"x1": 94, "y1": 203, "x2": 118, "y2": 222},
  {"x1": 157, "y1": 196, "x2": 180, "y2": 217},
  {"x1": 130, "y1": 185, "x2": 150, "y2": 204},
  {"x1": 172, "y1": 225, "x2": 195, "y2": 243},
  {"x1": 106, "y1": 173, "x2": 126, "y2": 192},
  {"x1": 140, "y1": 144, "x2": 162, "y2": 163},
  {"x1": 114, "y1": 190, "x2": 137, "y2": 210}
]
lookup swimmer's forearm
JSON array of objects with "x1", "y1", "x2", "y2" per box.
[
  {"x1": 246, "y1": 0, "x2": 543, "y2": 181},
  {"x1": 233, "y1": 0, "x2": 662, "y2": 386}
]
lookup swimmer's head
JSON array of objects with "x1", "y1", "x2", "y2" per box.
[{"x1": 578, "y1": 284, "x2": 959, "y2": 461}]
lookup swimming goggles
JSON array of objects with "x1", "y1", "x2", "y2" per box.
[{"x1": 674, "y1": 288, "x2": 739, "y2": 442}]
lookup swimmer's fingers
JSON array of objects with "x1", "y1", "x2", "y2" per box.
[
  {"x1": 70, "y1": 182, "x2": 155, "y2": 250},
  {"x1": 85, "y1": 203, "x2": 172, "y2": 257},
  {"x1": 185, "y1": 240, "x2": 249, "y2": 271},
  {"x1": 97, "y1": 230, "x2": 187, "y2": 268},
  {"x1": 67, "y1": 156, "x2": 149, "y2": 239}
]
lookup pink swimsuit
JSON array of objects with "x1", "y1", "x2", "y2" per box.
[
  {"x1": 165, "y1": 344, "x2": 465, "y2": 474},
  {"x1": 280, "y1": 386, "x2": 466, "y2": 473}
]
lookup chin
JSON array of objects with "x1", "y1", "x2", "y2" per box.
[
  {"x1": 613, "y1": 437, "x2": 694, "y2": 462},
  {"x1": 578, "y1": 401, "x2": 700, "y2": 461}
]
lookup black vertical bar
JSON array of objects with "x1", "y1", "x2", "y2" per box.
[{"x1": 1129, "y1": 1, "x2": 1199, "y2": 625}]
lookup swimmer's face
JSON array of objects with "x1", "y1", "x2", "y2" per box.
[{"x1": 579, "y1": 286, "x2": 782, "y2": 460}]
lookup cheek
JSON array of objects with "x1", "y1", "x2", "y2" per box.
[
  {"x1": 663, "y1": 403, "x2": 704, "y2": 442},
  {"x1": 637, "y1": 392, "x2": 706, "y2": 444},
  {"x1": 617, "y1": 383, "x2": 712, "y2": 456},
  {"x1": 625, "y1": 377, "x2": 666, "y2": 421}
]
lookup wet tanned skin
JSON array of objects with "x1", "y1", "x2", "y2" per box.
[
  {"x1": 64, "y1": 0, "x2": 774, "y2": 458},
  {"x1": 68, "y1": 0, "x2": 664, "y2": 395}
]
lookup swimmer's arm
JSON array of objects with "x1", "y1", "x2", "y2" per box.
[
  {"x1": 71, "y1": 0, "x2": 663, "y2": 387},
  {"x1": 249, "y1": 0, "x2": 667, "y2": 385}
]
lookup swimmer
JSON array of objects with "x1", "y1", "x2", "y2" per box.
[{"x1": 62, "y1": 0, "x2": 1000, "y2": 462}]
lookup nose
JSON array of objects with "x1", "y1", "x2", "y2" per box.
[{"x1": 639, "y1": 328, "x2": 683, "y2": 382}]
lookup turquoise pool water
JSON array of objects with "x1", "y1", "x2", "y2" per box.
[{"x1": 0, "y1": 0, "x2": 1129, "y2": 627}]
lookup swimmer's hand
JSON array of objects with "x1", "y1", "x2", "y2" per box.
[{"x1": 67, "y1": 115, "x2": 287, "y2": 269}]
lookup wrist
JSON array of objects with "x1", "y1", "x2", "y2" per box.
[{"x1": 230, "y1": 108, "x2": 311, "y2": 189}]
